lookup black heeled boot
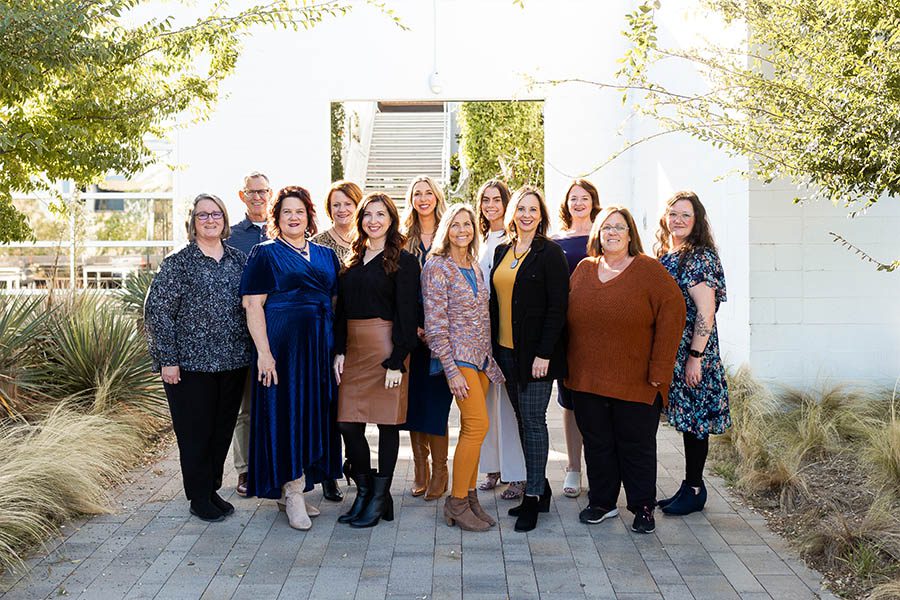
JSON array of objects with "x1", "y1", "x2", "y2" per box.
[
  {"x1": 350, "y1": 473, "x2": 394, "y2": 528},
  {"x1": 338, "y1": 470, "x2": 373, "y2": 524},
  {"x1": 508, "y1": 478, "x2": 551, "y2": 516},
  {"x1": 321, "y1": 479, "x2": 343, "y2": 502},
  {"x1": 514, "y1": 494, "x2": 540, "y2": 532}
]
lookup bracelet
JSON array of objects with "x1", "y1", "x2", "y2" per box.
[{"x1": 688, "y1": 349, "x2": 704, "y2": 358}]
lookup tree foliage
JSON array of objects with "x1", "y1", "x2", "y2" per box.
[
  {"x1": 0, "y1": 0, "x2": 402, "y2": 242},
  {"x1": 457, "y1": 101, "x2": 544, "y2": 201},
  {"x1": 616, "y1": 0, "x2": 900, "y2": 212}
]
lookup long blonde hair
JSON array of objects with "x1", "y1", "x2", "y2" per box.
[
  {"x1": 402, "y1": 175, "x2": 447, "y2": 259},
  {"x1": 428, "y1": 204, "x2": 480, "y2": 264}
]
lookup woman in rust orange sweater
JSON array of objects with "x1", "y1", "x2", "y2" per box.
[{"x1": 566, "y1": 206, "x2": 686, "y2": 534}]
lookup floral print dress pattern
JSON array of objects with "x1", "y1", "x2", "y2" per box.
[{"x1": 659, "y1": 247, "x2": 731, "y2": 439}]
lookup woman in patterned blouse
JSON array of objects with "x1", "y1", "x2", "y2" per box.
[
  {"x1": 655, "y1": 191, "x2": 730, "y2": 516},
  {"x1": 145, "y1": 193, "x2": 252, "y2": 523},
  {"x1": 422, "y1": 204, "x2": 505, "y2": 532}
]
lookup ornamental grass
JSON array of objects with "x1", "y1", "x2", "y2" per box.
[
  {"x1": 0, "y1": 405, "x2": 143, "y2": 572},
  {"x1": 712, "y1": 370, "x2": 900, "y2": 599},
  {"x1": 0, "y1": 285, "x2": 166, "y2": 573}
]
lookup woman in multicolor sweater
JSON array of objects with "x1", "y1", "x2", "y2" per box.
[{"x1": 422, "y1": 204, "x2": 505, "y2": 532}]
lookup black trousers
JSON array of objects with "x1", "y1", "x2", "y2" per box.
[
  {"x1": 164, "y1": 368, "x2": 247, "y2": 501},
  {"x1": 572, "y1": 391, "x2": 661, "y2": 513}
]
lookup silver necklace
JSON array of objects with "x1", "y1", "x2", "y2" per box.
[{"x1": 510, "y1": 244, "x2": 530, "y2": 269}]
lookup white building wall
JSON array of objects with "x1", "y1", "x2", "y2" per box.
[{"x1": 749, "y1": 181, "x2": 900, "y2": 387}]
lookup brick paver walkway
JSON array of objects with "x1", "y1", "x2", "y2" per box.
[{"x1": 0, "y1": 401, "x2": 838, "y2": 599}]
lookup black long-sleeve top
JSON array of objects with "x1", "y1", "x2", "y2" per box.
[{"x1": 334, "y1": 250, "x2": 421, "y2": 371}]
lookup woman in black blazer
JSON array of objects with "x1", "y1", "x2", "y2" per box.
[{"x1": 489, "y1": 185, "x2": 569, "y2": 532}]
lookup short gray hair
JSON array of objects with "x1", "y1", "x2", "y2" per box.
[
  {"x1": 187, "y1": 193, "x2": 231, "y2": 242},
  {"x1": 242, "y1": 171, "x2": 270, "y2": 189}
]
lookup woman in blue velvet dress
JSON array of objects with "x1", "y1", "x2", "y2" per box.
[{"x1": 241, "y1": 186, "x2": 342, "y2": 531}]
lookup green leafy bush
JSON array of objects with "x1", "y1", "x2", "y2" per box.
[{"x1": 457, "y1": 101, "x2": 544, "y2": 200}]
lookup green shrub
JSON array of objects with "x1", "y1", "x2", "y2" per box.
[
  {"x1": 457, "y1": 101, "x2": 544, "y2": 201},
  {"x1": 39, "y1": 294, "x2": 167, "y2": 425},
  {"x1": 0, "y1": 295, "x2": 51, "y2": 418},
  {"x1": 116, "y1": 268, "x2": 155, "y2": 321}
]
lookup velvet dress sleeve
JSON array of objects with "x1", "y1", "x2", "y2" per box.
[
  {"x1": 240, "y1": 243, "x2": 278, "y2": 296},
  {"x1": 384, "y1": 251, "x2": 421, "y2": 371},
  {"x1": 535, "y1": 240, "x2": 570, "y2": 359}
]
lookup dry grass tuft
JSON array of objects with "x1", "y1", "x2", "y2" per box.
[
  {"x1": 713, "y1": 369, "x2": 900, "y2": 598},
  {"x1": 869, "y1": 579, "x2": 900, "y2": 600},
  {"x1": 0, "y1": 405, "x2": 143, "y2": 572}
]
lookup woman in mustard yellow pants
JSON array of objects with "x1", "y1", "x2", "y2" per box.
[{"x1": 421, "y1": 204, "x2": 505, "y2": 531}]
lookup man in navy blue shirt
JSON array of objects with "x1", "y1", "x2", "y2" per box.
[
  {"x1": 228, "y1": 171, "x2": 271, "y2": 497},
  {"x1": 227, "y1": 171, "x2": 271, "y2": 257}
]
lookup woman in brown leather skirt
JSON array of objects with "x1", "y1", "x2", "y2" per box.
[{"x1": 333, "y1": 192, "x2": 420, "y2": 528}]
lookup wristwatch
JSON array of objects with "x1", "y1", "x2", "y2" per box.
[{"x1": 688, "y1": 349, "x2": 704, "y2": 358}]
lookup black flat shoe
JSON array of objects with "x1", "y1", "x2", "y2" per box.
[
  {"x1": 210, "y1": 492, "x2": 234, "y2": 516},
  {"x1": 322, "y1": 479, "x2": 343, "y2": 502},
  {"x1": 190, "y1": 498, "x2": 225, "y2": 522}
]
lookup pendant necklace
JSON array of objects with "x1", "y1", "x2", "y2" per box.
[
  {"x1": 332, "y1": 228, "x2": 351, "y2": 245},
  {"x1": 510, "y1": 243, "x2": 530, "y2": 269},
  {"x1": 280, "y1": 236, "x2": 309, "y2": 258}
]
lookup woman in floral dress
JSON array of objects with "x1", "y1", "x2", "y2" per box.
[{"x1": 655, "y1": 190, "x2": 730, "y2": 516}]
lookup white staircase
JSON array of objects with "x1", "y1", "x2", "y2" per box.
[{"x1": 364, "y1": 111, "x2": 446, "y2": 206}]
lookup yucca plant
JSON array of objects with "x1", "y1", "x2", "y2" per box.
[
  {"x1": 0, "y1": 405, "x2": 143, "y2": 572},
  {"x1": 116, "y1": 268, "x2": 155, "y2": 322},
  {"x1": 39, "y1": 294, "x2": 168, "y2": 426},
  {"x1": 0, "y1": 295, "x2": 51, "y2": 419}
]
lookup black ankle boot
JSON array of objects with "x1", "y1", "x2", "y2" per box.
[
  {"x1": 508, "y1": 479, "x2": 551, "y2": 516},
  {"x1": 350, "y1": 473, "x2": 394, "y2": 528},
  {"x1": 321, "y1": 479, "x2": 343, "y2": 502},
  {"x1": 338, "y1": 470, "x2": 373, "y2": 524},
  {"x1": 514, "y1": 495, "x2": 540, "y2": 532}
]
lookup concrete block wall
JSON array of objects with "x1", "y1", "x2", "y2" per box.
[{"x1": 749, "y1": 181, "x2": 900, "y2": 387}]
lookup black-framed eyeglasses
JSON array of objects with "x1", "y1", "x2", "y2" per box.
[
  {"x1": 243, "y1": 188, "x2": 271, "y2": 197},
  {"x1": 196, "y1": 211, "x2": 224, "y2": 221}
]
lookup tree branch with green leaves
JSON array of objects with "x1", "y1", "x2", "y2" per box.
[{"x1": 0, "y1": 0, "x2": 404, "y2": 242}]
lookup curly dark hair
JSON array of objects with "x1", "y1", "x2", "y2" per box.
[
  {"x1": 559, "y1": 179, "x2": 601, "y2": 230},
  {"x1": 343, "y1": 193, "x2": 407, "y2": 275},
  {"x1": 267, "y1": 186, "x2": 317, "y2": 239},
  {"x1": 654, "y1": 190, "x2": 717, "y2": 258}
]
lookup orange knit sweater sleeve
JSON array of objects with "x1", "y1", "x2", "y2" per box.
[{"x1": 646, "y1": 261, "x2": 688, "y2": 385}]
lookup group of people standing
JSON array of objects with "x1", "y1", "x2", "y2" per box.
[{"x1": 144, "y1": 170, "x2": 730, "y2": 536}]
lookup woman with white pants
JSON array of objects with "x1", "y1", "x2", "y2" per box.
[{"x1": 473, "y1": 179, "x2": 527, "y2": 500}]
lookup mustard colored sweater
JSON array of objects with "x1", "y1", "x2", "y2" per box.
[{"x1": 565, "y1": 254, "x2": 686, "y2": 406}]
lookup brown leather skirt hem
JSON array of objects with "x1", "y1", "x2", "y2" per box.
[{"x1": 337, "y1": 318, "x2": 409, "y2": 425}]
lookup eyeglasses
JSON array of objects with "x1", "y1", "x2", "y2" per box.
[
  {"x1": 666, "y1": 211, "x2": 694, "y2": 220},
  {"x1": 196, "y1": 211, "x2": 224, "y2": 221},
  {"x1": 600, "y1": 225, "x2": 629, "y2": 234},
  {"x1": 243, "y1": 188, "x2": 271, "y2": 197}
]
